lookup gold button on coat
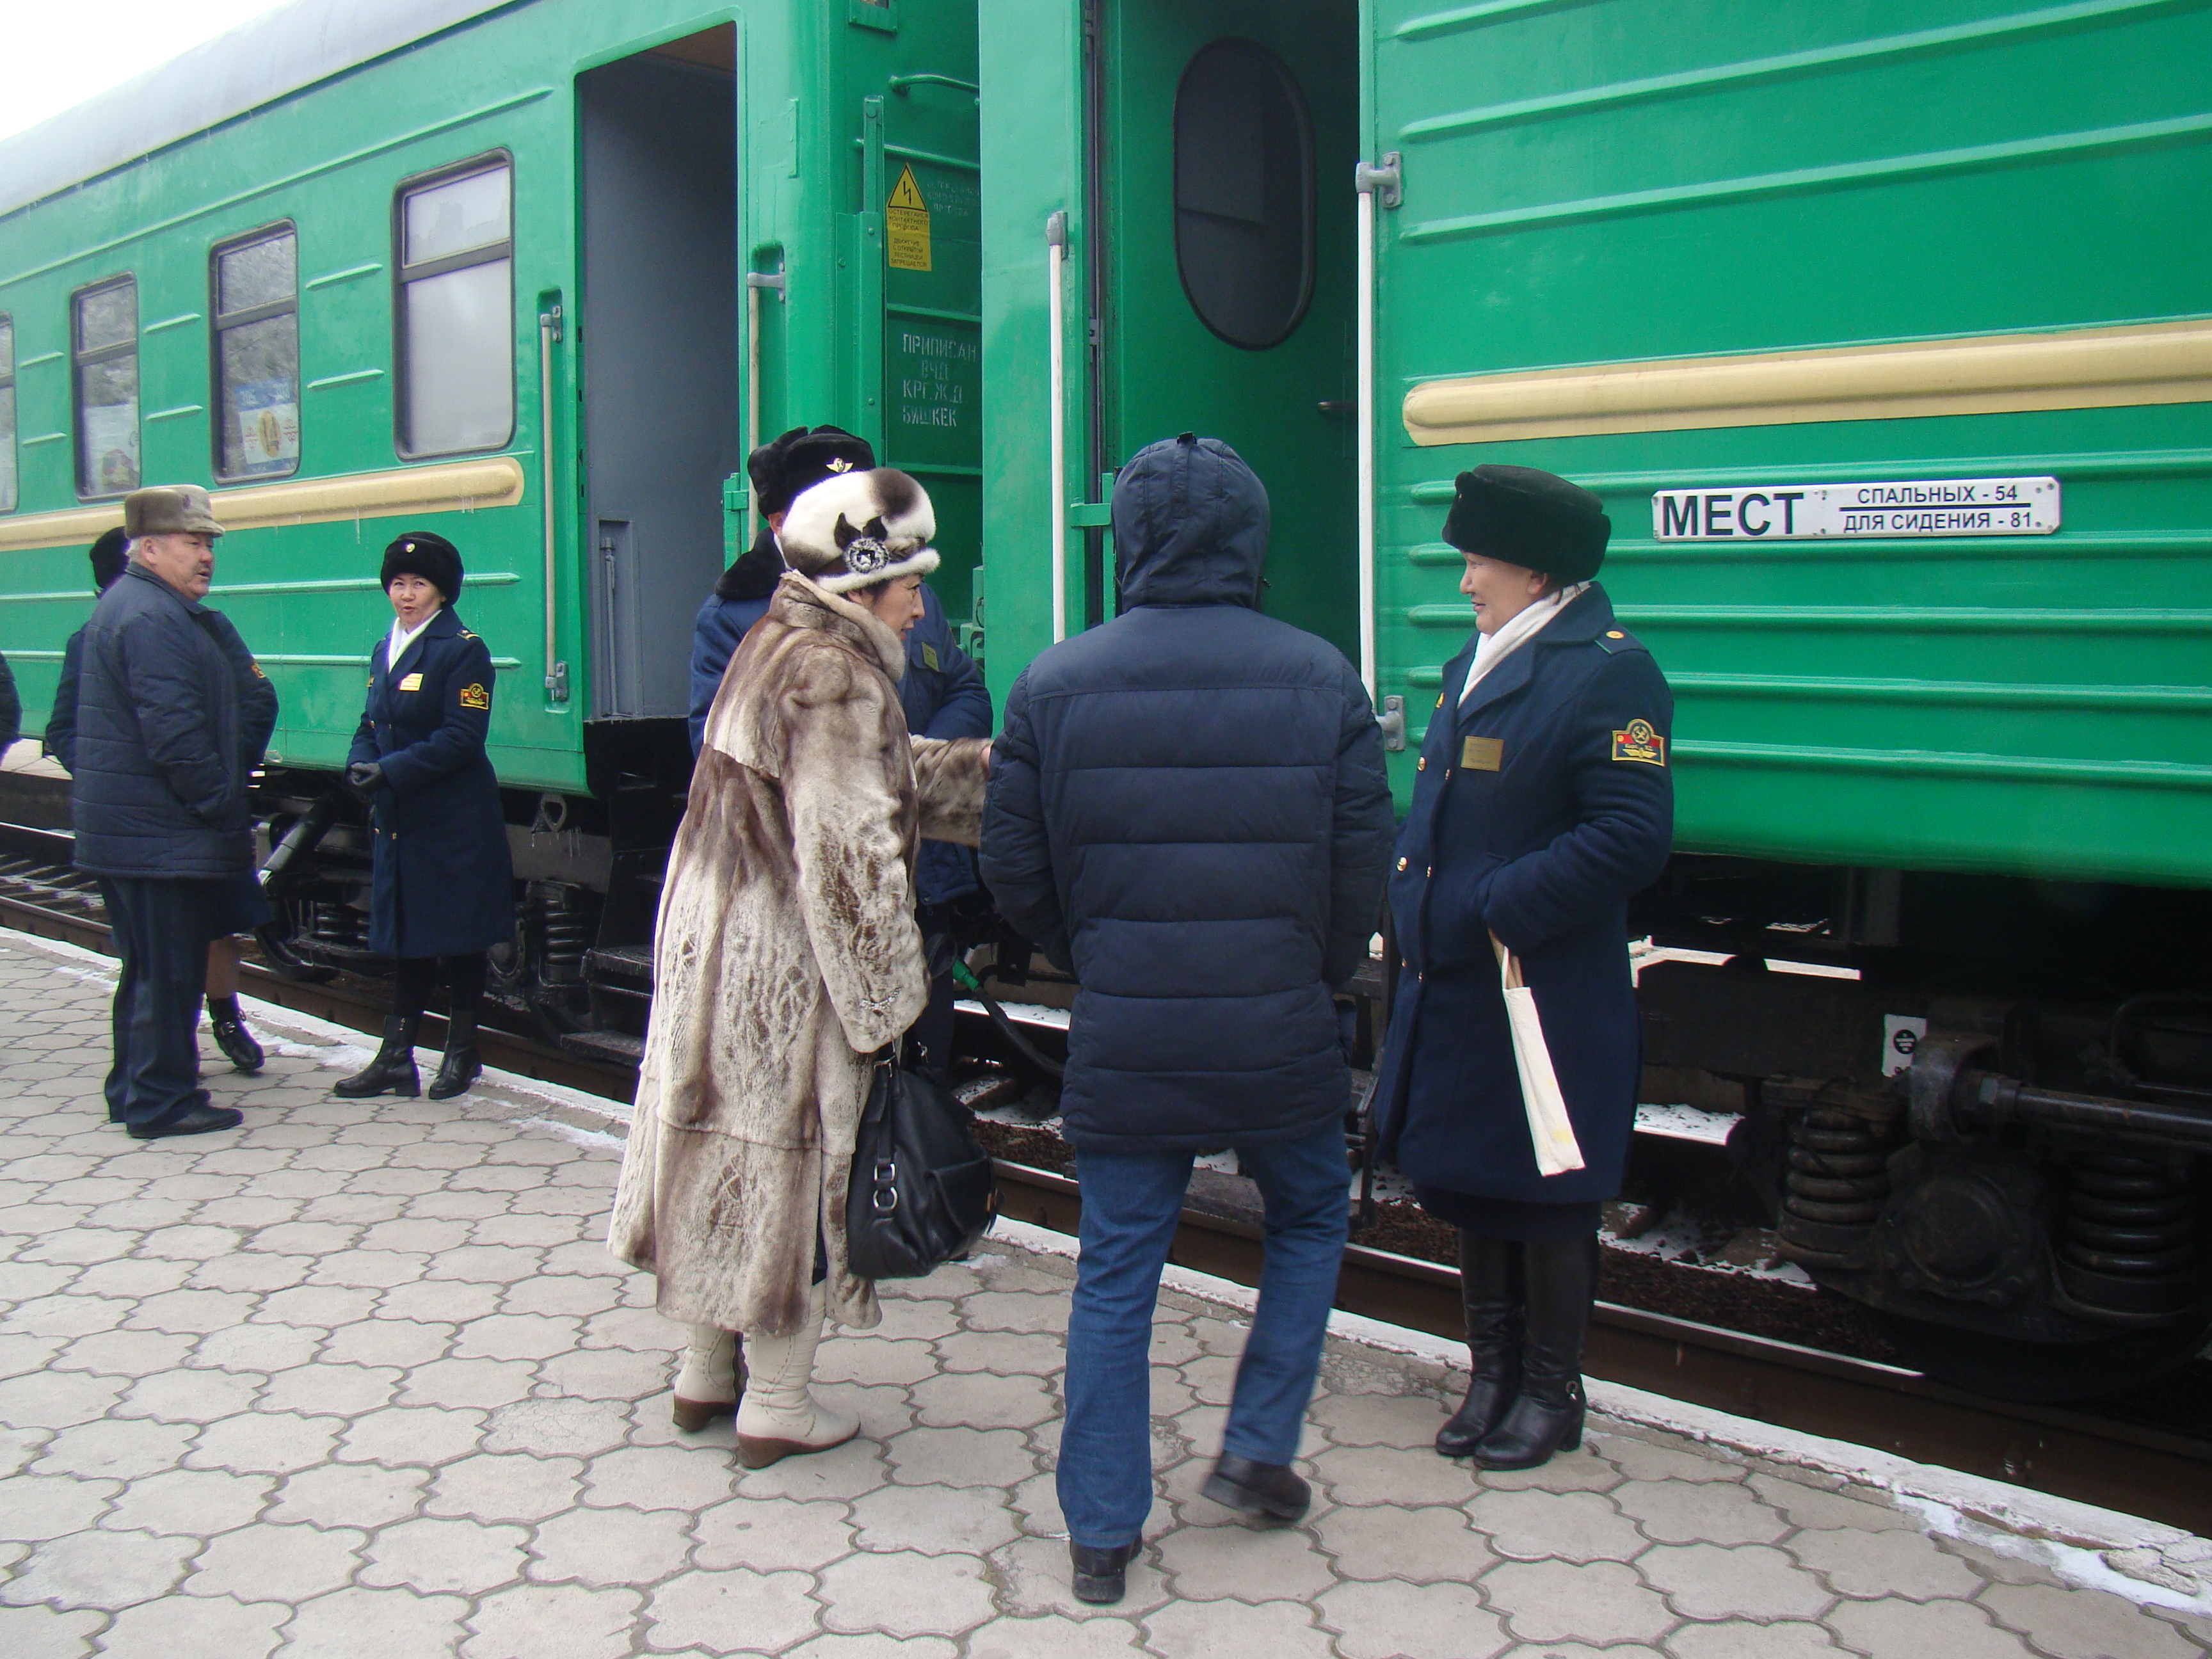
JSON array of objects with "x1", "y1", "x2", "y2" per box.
[{"x1": 1396, "y1": 857, "x2": 1407, "y2": 871}]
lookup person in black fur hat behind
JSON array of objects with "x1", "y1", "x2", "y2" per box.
[
  {"x1": 335, "y1": 529, "x2": 515, "y2": 1105},
  {"x1": 1370, "y1": 463, "x2": 1674, "y2": 1473},
  {"x1": 687, "y1": 425, "x2": 876, "y2": 754}
]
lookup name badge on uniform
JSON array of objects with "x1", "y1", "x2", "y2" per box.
[
  {"x1": 922, "y1": 643, "x2": 940, "y2": 671},
  {"x1": 397, "y1": 673, "x2": 424, "y2": 693},
  {"x1": 1461, "y1": 736, "x2": 1503, "y2": 772}
]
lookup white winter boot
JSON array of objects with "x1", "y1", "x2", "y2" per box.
[
  {"x1": 672, "y1": 1324, "x2": 741, "y2": 1432},
  {"x1": 735, "y1": 1283, "x2": 858, "y2": 1469}
]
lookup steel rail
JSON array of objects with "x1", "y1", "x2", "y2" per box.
[{"x1": 0, "y1": 830, "x2": 2204, "y2": 1534}]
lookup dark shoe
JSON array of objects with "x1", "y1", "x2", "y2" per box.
[
  {"x1": 1438, "y1": 1230, "x2": 1521, "y2": 1457},
  {"x1": 1201, "y1": 1453, "x2": 1311, "y2": 1523},
  {"x1": 129, "y1": 1102, "x2": 244, "y2": 1141},
  {"x1": 427, "y1": 1014, "x2": 481, "y2": 1101},
  {"x1": 334, "y1": 1016, "x2": 421, "y2": 1098},
  {"x1": 1068, "y1": 1539, "x2": 1139, "y2": 1606},
  {"x1": 1471, "y1": 1233, "x2": 1598, "y2": 1471},
  {"x1": 207, "y1": 997, "x2": 265, "y2": 1075}
]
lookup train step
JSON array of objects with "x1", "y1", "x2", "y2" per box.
[{"x1": 559, "y1": 1028, "x2": 645, "y2": 1066}]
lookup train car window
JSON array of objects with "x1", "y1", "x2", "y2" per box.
[
  {"x1": 72, "y1": 276, "x2": 140, "y2": 498},
  {"x1": 396, "y1": 159, "x2": 514, "y2": 457},
  {"x1": 0, "y1": 316, "x2": 15, "y2": 512},
  {"x1": 1174, "y1": 40, "x2": 1314, "y2": 350},
  {"x1": 212, "y1": 225, "x2": 301, "y2": 480}
]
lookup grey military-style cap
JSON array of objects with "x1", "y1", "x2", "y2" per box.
[{"x1": 122, "y1": 483, "x2": 224, "y2": 539}]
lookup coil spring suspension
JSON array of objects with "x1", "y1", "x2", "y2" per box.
[
  {"x1": 1776, "y1": 1109, "x2": 1891, "y2": 1265},
  {"x1": 304, "y1": 901, "x2": 367, "y2": 954},
  {"x1": 534, "y1": 885, "x2": 591, "y2": 987},
  {"x1": 2057, "y1": 1150, "x2": 2197, "y2": 1319}
]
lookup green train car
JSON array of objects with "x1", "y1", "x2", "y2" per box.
[{"x1": 1, "y1": 0, "x2": 2208, "y2": 1397}]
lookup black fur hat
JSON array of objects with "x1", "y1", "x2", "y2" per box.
[
  {"x1": 1443, "y1": 465, "x2": 1610, "y2": 584},
  {"x1": 89, "y1": 527, "x2": 129, "y2": 595},
  {"x1": 748, "y1": 425, "x2": 875, "y2": 518},
  {"x1": 381, "y1": 531, "x2": 463, "y2": 600}
]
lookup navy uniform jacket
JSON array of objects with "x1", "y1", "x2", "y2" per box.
[
  {"x1": 348, "y1": 608, "x2": 515, "y2": 959},
  {"x1": 692, "y1": 533, "x2": 990, "y2": 904},
  {"x1": 1372, "y1": 584, "x2": 1673, "y2": 1208},
  {"x1": 0, "y1": 649, "x2": 17, "y2": 753}
]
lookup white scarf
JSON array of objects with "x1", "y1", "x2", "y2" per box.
[
  {"x1": 1459, "y1": 582, "x2": 1589, "y2": 705},
  {"x1": 386, "y1": 605, "x2": 442, "y2": 671}
]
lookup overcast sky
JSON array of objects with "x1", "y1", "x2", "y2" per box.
[{"x1": 0, "y1": 1, "x2": 290, "y2": 144}]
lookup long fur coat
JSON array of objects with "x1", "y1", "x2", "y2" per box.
[{"x1": 608, "y1": 572, "x2": 989, "y2": 1335}]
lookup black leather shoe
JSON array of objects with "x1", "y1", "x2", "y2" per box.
[
  {"x1": 1438, "y1": 1230, "x2": 1521, "y2": 1457},
  {"x1": 1201, "y1": 1453, "x2": 1311, "y2": 1523},
  {"x1": 207, "y1": 998, "x2": 265, "y2": 1075},
  {"x1": 1068, "y1": 1539, "x2": 1139, "y2": 1605},
  {"x1": 129, "y1": 1103, "x2": 244, "y2": 1141},
  {"x1": 335, "y1": 1016, "x2": 421, "y2": 1098},
  {"x1": 1471, "y1": 1233, "x2": 1597, "y2": 1471},
  {"x1": 427, "y1": 1013, "x2": 481, "y2": 1101}
]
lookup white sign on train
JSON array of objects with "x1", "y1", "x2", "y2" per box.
[{"x1": 1651, "y1": 477, "x2": 2060, "y2": 541}]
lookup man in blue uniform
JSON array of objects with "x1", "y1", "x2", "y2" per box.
[
  {"x1": 1372, "y1": 465, "x2": 1673, "y2": 1472},
  {"x1": 691, "y1": 424, "x2": 990, "y2": 1074}
]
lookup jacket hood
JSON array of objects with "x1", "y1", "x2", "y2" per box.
[{"x1": 1112, "y1": 434, "x2": 1268, "y2": 609}]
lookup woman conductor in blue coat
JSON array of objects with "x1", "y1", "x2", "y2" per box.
[
  {"x1": 1373, "y1": 466, "x2": 1673, "y2": 1471},
  {"x1": 335, "y1": 531, "x2": 516, "y2": 1102}
]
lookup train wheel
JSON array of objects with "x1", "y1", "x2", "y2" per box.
[{"x1": 1876, "y1": 1309, "x2": 2212, "y2": 1404}]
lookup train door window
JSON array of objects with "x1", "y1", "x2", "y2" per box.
[
  {"x1": 395, "y1": 158, "x2": 513, "y2": 456},
  {"x1": 1174, "y1": 39, "x2": 1314, "y2": 349},
  {"x1": 211, "y1": 225, "x2": 300, "y2": 479},
  {"x1": 73, "y1": 276, "x2": 140, "y2": 498},
  {"x1": 0, "y1": 315, "x2": 15, "y2": 512}
]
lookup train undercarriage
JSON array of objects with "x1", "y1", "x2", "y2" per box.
[{"x1": 7, "y1": 749, "x2": 2208, "y2": 1406}]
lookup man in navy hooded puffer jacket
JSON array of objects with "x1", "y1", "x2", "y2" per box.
[{"x1": 981, "y1": 434, "x2": 1393, "y2": 1601}]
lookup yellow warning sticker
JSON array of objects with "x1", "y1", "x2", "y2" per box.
[{"x1": 886, "y1": 164, "x2": 932, "y2": 272}]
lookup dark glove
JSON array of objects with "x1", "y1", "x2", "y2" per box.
[{"x1": 346, "y1": 762, "x2": 385, "y2": 801}]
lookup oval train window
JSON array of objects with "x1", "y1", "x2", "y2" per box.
[{"x1": 1173, "y1": 39, "x2": 1315, "y2": 351}]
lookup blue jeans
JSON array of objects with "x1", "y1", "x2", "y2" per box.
[{"x1": 1058, "y1": 1123, "x2": 1349, "y2": 1548}]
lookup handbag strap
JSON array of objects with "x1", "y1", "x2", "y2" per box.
[{"x1": 1489, "y1": 931, "x2": 1523, "y2": 991}]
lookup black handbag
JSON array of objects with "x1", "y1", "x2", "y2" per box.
[{"x1": 846, "y1": 1051, "x2": 998, "y2": 1279}]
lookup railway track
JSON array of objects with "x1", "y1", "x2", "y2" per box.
[{"x1": 2, "y1": 820, "x2": 2207, "y2": 1535}]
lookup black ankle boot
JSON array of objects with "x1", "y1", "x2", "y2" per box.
[
  {"x1": 1471, "y1": 1233, "x2": 1597, "y2": 1471},
  {"x1": 335, "y1": 1016, "x2": 421, "y2": 1098},
  {"x1": 1438, "y1": 1231, "x2": 1521, "y2": 1457},
  {"x1": 1068, "y1": 1539, "x2": 1140, "y2": 1605},
  {"x1": 427, "y1": 1013, "x2": 481, "y2": 1101},
  {"x1": 207, "y1": 996, "x2": 265, "y2": 1074}
]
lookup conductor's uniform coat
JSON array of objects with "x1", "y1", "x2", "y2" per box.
[
  {"x1": 348, "y1": 608, "x2": 515, "y2": 959},
  {"x1": 1372, "y1": 586, "x2": 1673, "y2": 1212}
]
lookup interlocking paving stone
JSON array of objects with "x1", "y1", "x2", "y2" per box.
[{"x1": 0, "y1": 934, "x2": 2194, "y2": 1657}]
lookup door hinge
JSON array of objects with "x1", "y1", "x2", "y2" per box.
[
  {"x1": 1356, "y1": 153, "x2": 1403, "y2": 210},
  {"x1": 1378, "y1": 694, "x2": 1407, "y2": 751}
]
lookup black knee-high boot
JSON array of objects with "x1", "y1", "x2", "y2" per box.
[
  {"x1": 1436, "y1": 1231, "x2": 1521, "y2": 1457},
  {"x1": 1471, "y1": 1232, "x2": 1596, "y2": 1470}
]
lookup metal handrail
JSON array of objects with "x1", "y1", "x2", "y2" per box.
[{"x1": 538, "y1": 303, "x2": 567, "y2": 703}]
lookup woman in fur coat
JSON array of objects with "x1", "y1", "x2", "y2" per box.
[{"x1": 608, "y1": 468, "x2": 991, "y2": 1469}]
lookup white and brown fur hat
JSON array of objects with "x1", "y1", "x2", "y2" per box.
[{"x1": 779, "y1": 468, "x2": 940, "y2": 595}]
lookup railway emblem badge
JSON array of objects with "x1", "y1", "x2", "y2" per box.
[
  {"x1": 459, "y1": 682, "x2": 491, "y2": 710},
  {"x1": 1612, "y1": 719, "x2": 1665, "y2": 766},
  {"x1": 826, "y1": 458, "x2": 853, "y2": 473}
]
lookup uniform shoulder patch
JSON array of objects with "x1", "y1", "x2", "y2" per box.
[
  {"x1": 1612, "y1": 719, "x2": 1666, "y2": 766},
  {"x1": 250, "y1": 661, "x2": 268, "y2": 678},
  {"x1": 460, "y1": 629, "x2": 479, "y2": 640},
  {"x1": 458, "y1": 682, "x2": 492, "y2": 711},
  {"x1": 921, "y1": 643, "x2": 940, "y2": 672}
]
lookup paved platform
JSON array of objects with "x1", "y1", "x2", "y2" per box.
[{"x1": 1, "y1": 932, "x2": 2207, "y2": 1659}]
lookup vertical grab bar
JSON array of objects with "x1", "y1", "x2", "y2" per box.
[
  {"x1": 538, "y1": 302, "x2": 567, "y2": 703},
  {"x1": 1353, "y1": 154, "x2": 1400, "y2": 707},
  {"x1": 746, "y1": 269, "x2": 787, "y2": 525},
  {"x1": 1046, "y1": 211, "x2": 1069, "y2": 645}
]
